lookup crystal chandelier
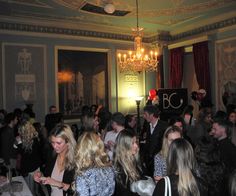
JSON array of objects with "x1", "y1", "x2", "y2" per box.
[{"x1": 117, "y1": 0, "x2": 159, "y2": 73}]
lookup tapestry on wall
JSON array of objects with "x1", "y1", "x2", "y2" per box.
[
  {"x1": 2, "y1": 43, "x2": 47, "y2": 122},
  {"x1": 216, "y1": 38, "x2": 236, "y2": 110}
]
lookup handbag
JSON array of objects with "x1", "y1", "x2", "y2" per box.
[
  {"x1": 130, "y1": 176, "x2": 155, "y2": 196},
  {"x1": 164, "y1": 176, "x2": 171, "y2": 196}
]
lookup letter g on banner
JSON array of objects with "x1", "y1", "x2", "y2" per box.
[{"x1": 163, "y1": 92, "x2": 183, "y2": 109}]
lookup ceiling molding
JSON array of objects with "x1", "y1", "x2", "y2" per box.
[
  {"x1": 0, "y1": 16, "x2": 236, "y2": 44},
  {"x1": 168, "y1": 36, "x2": 209, "y2": 49},
  {"x1": 170, "y1": 16, "x2": 236, "y2": 41},
  {"x1": 4, "y1": 0, "x2": 52, "y2": 8}
]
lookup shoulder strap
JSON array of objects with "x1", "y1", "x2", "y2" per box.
[
  {"x1": 164, "y1": 177, "x2": 168, "y2": 196},
  {"x1": 166, "y1": 176, "x2": 171, "y2": 196},
  {"x1": 164, "y1": 176, "x2": 171, "y2": 196}
]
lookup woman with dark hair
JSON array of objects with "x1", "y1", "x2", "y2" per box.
[
  {"x1": 34, "y1": 124, "x2": 76, "y2": 196},
  {"x1": 153, "y1": 138, "x2": 207, "y2": 196},
  {"x1": 195, "y1": 136, "x2": 225, "y2": 196},
  {"x1": 169, "y1": 116, "x2": 194, "y2": 147},
  {"x1": 97, "y1": 107, "x2": 112, "y2": 140},
  {"x1": 125, "y1": 114, "x2": 137, "y2": 132}
]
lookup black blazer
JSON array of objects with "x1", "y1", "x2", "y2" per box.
[
  {"x1": 145, "y1": 120, "x2": 168, "y2": 159},
  {"x1": 144, "y1": 120, "x2": 168, "y2": 176},
  {"x1": 43, "y1": 149, "x2": 75, "y2": 196}
]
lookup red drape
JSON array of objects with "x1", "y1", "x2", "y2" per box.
[
  {"x1": 169, "y1": 47, "x2": 184, "y2": 88},
  {"x1": 157, "y1": 54, "x2": 164, "y2": 88},
  {"x1": 193, "y1": 41, "x2": 211, "y2": 99}
]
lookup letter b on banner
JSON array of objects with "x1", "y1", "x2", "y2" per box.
[{"x1": 158, "y1": 88, "x2": 188, "y2": 115}]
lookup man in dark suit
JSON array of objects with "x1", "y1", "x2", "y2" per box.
[{"x1": 143, "y1": 105, "x2": 168, "y2": 176}]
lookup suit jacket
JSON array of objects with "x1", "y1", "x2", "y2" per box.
[
  {"x1": 218, "y1": 138, "x2": 236, "y2": 173},
  {"x1": 0, "y1": 125, "x2": 16, "y2": 165},
  {"x1": 144, "y1": 120, "x2": 168, "y2": 176},
  {"x1": 145, "y1": 120, "x2": 168, "y2": 159}
]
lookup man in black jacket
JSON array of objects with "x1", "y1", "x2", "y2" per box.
[
  {"x1": 0, "y1": 113, "x2": 18, "y2": 167},
  {"x1": 211, "y1": 118, "x2": 236, "y2": 196},
  {"x1": 143, "y1": 105, "x2": 168, "y2": 176},
  {"x1": 211, "y1": 118, "x2": 236, "y2": 173}
]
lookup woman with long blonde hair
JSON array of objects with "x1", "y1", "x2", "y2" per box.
[
  {"x1": 75, "y1": 131, "x2": 115, "y2": 196},
  {"x1": 113, "y1": 129, "x2": 143, "y2": 195},
  {"x1": 153, "y1": 138, "x2": 207, "y2": 196},
  {"x1": 34, "y1": 124, "x2": 76, "y2": 196},
  {"x1": 154, "y1": 126, "x2": 182, "y2": 182},
  {"x1": 18, "y1": 121, "x2": 39, "y2": 151},
  {"x1": 17, "y1": 121, "x2": 43, "y2": 195}
]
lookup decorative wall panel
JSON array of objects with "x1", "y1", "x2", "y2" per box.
[
  {"x1": 2, "y1": 43, "x2": 47, "y2": 121},
  {"x1": 215, "y1": 38, "x2": 236, "y2": 110}
]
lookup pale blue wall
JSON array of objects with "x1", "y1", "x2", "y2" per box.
[
  {"x1": 0, "y1": 32, "x2": 157, "y2": 122},
  {"x1": 1, "y1": 26, "x2": 235, "y2": 122}
]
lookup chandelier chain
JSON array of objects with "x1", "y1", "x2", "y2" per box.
[{"x1": 136, "y1": 0, "x2": 139, "y2": 30}]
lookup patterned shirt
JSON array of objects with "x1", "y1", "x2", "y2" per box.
[
  {"x1": 154, "y1": 153, "x2": 167, "y2": 177},
  {"x1": 76, "y1": 167, "x2": 115, "y2": 196}
]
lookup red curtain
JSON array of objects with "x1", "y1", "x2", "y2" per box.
[
  {"x1": 193, "y1": 41, "x2": 211, "y2": 99},
  {"x1": 169, "y1": 47, "x2": 184, "y2": 88},
  {"x1": 157, "y1": 54, "x2": 164, "y2": 88}
]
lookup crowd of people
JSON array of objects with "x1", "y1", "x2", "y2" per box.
[{"x1": 0, "y1": 101, "x2": 236, "y2": 196}]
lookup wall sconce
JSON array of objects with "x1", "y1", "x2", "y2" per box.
[{"x1": 58, "y1": 71, "x2": 73, "y2": 83}]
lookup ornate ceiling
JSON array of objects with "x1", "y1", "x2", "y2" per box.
[{"x1": 0, "y1": 0, "x2": 236, "y2": 40}]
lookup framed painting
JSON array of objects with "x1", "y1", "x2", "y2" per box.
[{"x1": 55, "y1": 46, "x2": 109, "y2": 117}]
